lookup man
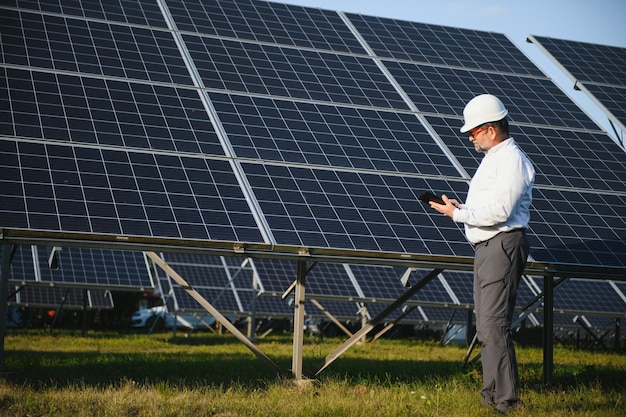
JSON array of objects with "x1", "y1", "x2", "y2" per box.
[{"x1": 428, "y1": 94, "x2": 534, "y2": 414}]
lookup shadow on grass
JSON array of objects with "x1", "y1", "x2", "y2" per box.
[{"x1": 5, "y1": 346, "x2": 625, "y2": 393}]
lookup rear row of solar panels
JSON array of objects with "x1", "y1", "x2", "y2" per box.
[
  {"x1": 6, "y1": 245, "x2": 624, "y2": 326},
  {"x1": 528, "y1": 35, "x2": 626, "y2": 136},
  {"x1": 0, "y1": 0, "x2": 625, "y2": 272},
  {"x1": 156, "y1": 253, "x2": 626, "y2": 325}
]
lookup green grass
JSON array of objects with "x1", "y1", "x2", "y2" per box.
[{"x1": 1, "y1": 329, "x2": 624, "y2": 416}]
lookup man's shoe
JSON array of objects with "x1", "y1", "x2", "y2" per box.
[
  {"x1": 480, "y1": 398, "x2": 495, "y2": 409},
  {"x1": 495, "y1": 400, "x2": 524, "y2": 414}
]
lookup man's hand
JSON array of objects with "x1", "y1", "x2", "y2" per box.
[{"x1": 428, "y1": 194, "x2": 460, "y2": 218}]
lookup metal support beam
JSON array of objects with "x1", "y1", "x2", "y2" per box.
[
  {"x1": 310, "y1": 298, "x2": 353, "y2": 337},
  {"x1": 145, "y1": 251, "x2": 285, "y2": 377},
  {"x1": 0, "y1": 244, "x2": 13, "y2": 373},
  {"x1": 574, "y1": 316, "x2": 608, "y2": 349},
  {"x1": 371, "y1": 305, "x2": 417, "y2": 342},
  {"x1": 543, "y1": 275, "x2": 554, "y2": 385},
  {"x1": 82, "y1": 289, "x2": 88, "y2": 337},
  {"x1": 466, "y1": 308, "x2": 474, "y2": 346},
  {"x1": 310, "y1": 268, "x2": 442, "y2": 376},
  {"x1": 292, "y1": 260, "x2": 307, "y2": 379},
  {"x1": 616, "y1": 318, "x2": 621, "y2": 353}
]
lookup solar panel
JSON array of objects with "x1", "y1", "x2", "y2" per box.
[
  {"x1": 166, "y1": 0, "x2": 366, "y2": 53},
  {"x1": 348, "y1": 265, "x2": 454, "y2": 305},
  {"x1": 159, "y1": 253, "x2": 258, "y2": 313},
  {"x1": 171, "y1": 286, "x2": 251, "y2": 314},
  {"x1": 0, "y1": 138, "x2": 264, "y2": 243},
  {"x1": 385, "y1": 61, "x2": 600, "y2": 131},
  {"x1": 6, "y1": 0, "x2": 168, "y2": 27},
  {"x1": 528, "y1": 188, "x2": 626, "y2": 267},
  {"x1": 211, "y1": 93, "x2": 455, "y2": 176},
  {"x1": 528, "y1": 36, "x2": 626, "y2": 87},
  {"x1": 0, "y1": 68, "x2": 222, "y2": 155},
  {"x1": 305, "y1": 299, "x2": 362, "y2": 321},
  {"x1": 9, "y1": 286, "x2": 114, "y2": 310},
  {"x1": 577, "y1": 82, "x2": 626, "y2": 129},
  {"x1": 243, "y1": 163, "x2": 472, "y2": 255},
  {"x1": 528, "y1": 35, "x2": 626, "y2": 135},
  {"x1": 0, "y1": 10, "x2": 190, "y2": 84},
  {"x1": 190, "y1": 37, "x2": 407, "y2": 109},
  {"x1": 426, "y1": 116, "x2": 626, "y2": 191},
  {"x1": 527, "y1": 277, "x2": 626, "y2": 317},
  {"x1": 346, "y1": 13, "x2": 543, "y2": 76},
  {"x1": 6, "y1": 245, "x2": 154, "y2": 291}
]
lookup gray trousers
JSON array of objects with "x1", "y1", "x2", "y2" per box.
[{"x1": 473, "y1": 229, "x2": 529, "y2": 406}]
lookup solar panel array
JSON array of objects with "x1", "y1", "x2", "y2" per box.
[
  {"x1": 528, "y1": 35, "x2": 626, "y2": 138},
  {"x1": 1, "y1": 1, "x2": 625, "y2": 276}
]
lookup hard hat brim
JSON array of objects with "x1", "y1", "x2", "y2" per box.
[{"x1": 459, "y1": 110, "x2": 508, "y2": 133}]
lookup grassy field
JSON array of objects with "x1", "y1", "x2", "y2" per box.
[{"x1": 0, "y1": 329, "x2": 624, "y2": 416}]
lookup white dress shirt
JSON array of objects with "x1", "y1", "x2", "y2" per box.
[{"x1": 452, "y1": 137, "x2": 535, "y2": 244}]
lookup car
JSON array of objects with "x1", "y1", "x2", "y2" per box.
[{"x1": 131, "y1": 306, "x2": 216, "y2": 331}]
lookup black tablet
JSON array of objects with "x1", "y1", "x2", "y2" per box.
[{"x1": 418, "y1": 191, "x2": 445, "y2": 205}]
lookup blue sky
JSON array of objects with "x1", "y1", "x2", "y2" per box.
[{"x1": 274, "y1": 0, "x2": 626, "y2": 143}]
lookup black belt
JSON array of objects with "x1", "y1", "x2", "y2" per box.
[
  {"x1": 475, "y1": 228, "x2": 526, "y2": 247},
  {"x1": 504, "y1": 227, "x2": 526, "y2": 234}
]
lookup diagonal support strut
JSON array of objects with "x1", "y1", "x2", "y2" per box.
[
  {"x1": 309, "y1": 268, "x2": 442, "y2": 376},
  {"x1": 145, "y1": 251, "x2": 285, "y2": 377}
]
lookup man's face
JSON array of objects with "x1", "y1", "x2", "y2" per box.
[{"x1": 469, "y1": 125, "x2": 494, "y2": 153}]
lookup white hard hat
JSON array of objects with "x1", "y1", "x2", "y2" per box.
[{"x1": 460, "y1": 94, "x2": 508, "y2": 133}]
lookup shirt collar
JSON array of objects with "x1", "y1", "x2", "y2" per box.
[{"x1": 485, "y1": 136, "x2": 513, "y2": 155}]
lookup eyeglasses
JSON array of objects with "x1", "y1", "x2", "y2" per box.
[{"x1": 469, "y1": 125, "x2": 489, "y2": 138}]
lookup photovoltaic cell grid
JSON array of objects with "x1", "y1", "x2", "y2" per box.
[
  {"x1": 305, "y1": 299, "x2": 363, "y2": 321},
  {"x1": 249, "y1": 259, "x2": 360, "y2": 298},
  {"x1": 528, "y1": 277, "x2": 626, "y2": 316},
  {"x1": 348, "y1": 265, "x2": 454, "y2": 305},
  {"x1": 160, "y1": 252, "x2": 257, "y2": 313},
  {"x1": 528, "y1": 35, "x2": 626, "y2": 134},
  {"x1": 171, "y1": 286, "x2": 252, "y2": 314},
  {"x1": 426, "y1": 116, "x2": 626, "y2": 191},
  {"x1": 9, "y1": 286, "x2": 114, "y2": 309},
  {"x1": 190, "y1": 36, "x2": 407, "y2": 109},
  {"x1": 346, "y1": 13, "x2": 543, "y2": 76},
  {"x1": 35, "y1": 247, "x2": 152, "y2": 289},
  {"x1": 161, "y1": 253, "x2": 254, "y2": 289},
  {"x1": 243, "y1": 163, "x2": 472, "y2": 255},
  {"x1": 0, "y1": 9, "x2": 191, "y2": 84},
  {"x1": 253, "y1": 295, "x2": 294, "y2": 317},
  {"x1": 4, "y1": 245, "x2": 153, "y2": 290},
  {"x1": 8, "y1": 0, "x2": 168, "y2": 28},
  {"x1": 210, "y1": 93, "x2": 455, "y2": 176},
  {"x1": 529, "y1": 36, "x2": 626, "y2": 87},
  {"x1": 0, "y1": 68, "x2": 223, "y2": 156},
  {"x1": 382, "y1": 60, "x2": 601, "y2": 130},
  {"x1": 0, "y1": 139, "x2": 263, "y2": 243},
  {"x1": 529, "y1": 188, "x2": 626, "y2": 267},
  {"x1": 579, "y1": 83, "x2": 626, "y2": 128},
  {"x1": 0, "y1": 0, "x2": 624, "y2": 274},
  {"x1": 1, "y1": 245, "x2": 35, "y2": 283},
  {"x1": 166, "y1": 0, "x2": 366, "y2": 53}
]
